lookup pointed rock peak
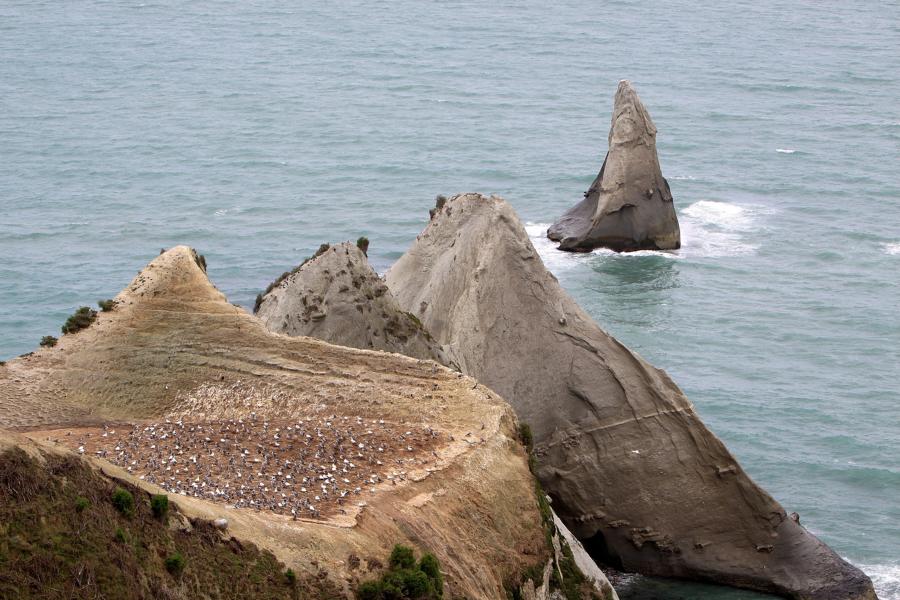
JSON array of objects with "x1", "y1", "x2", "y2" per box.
[
  {"x1": 548, "y1": 81, "x2": 679, "y2": 252},
  {"x1": 116, "y1": 245, "x2": 228, "y2": 311},
  {"x1": 257, "y1": 240, "x2": 452, "y2": 365},
  {"x1": 610, "y1": 80, "x2": 657, "y2": 146}
]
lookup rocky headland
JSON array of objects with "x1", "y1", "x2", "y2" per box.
[
  {"x1": 0, "y1": 246, "x2": 589, "y2": 599},
  {"x1": 0, "y1": 202, "x2": 878, "y2": 599},
  {"x1": 386, "y1": 193, "x2": 876, "y2": 600}
]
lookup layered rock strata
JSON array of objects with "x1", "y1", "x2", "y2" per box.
[
  {"x1": 387, "y1": 193, "x2": 875, "y2": 600},
  {"x1": 548, "y1": 80, "x2": 680, "y2": 252}
]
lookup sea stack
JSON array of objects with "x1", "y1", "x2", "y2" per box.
[
  {"x1": 387, "y1": 193, "x2": 876, "y2": 600},
  {"x1": 255, "y1": 241, "x2": 452, "y2": 365},
  {"x1": 548, "y1": 80, "x2": 681, "y2": 252}
]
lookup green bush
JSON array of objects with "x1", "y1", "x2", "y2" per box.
[
  {"x1": 98, "y1": 299, "x2": 116, "y2": 312},
  {"x1": 285, "y1": 568, "x2": 297, "y2": 585},
  {"x1": 61, "y1": 306, "x2": 97, "y2": 335},
  {"x1": 151, "y1": 494, "x2": 168, "y2": 519},
  {"x1": 74, "y1": 496, "x2": 90, "y2": 512},
  {"x1": 111, "y1": 487, "x2": 134, "y2": 517},
  {"x1": 389, "y1": 545, "x2": 416, "y2": 570},
  {"x1": 518, "y1": 423, "x2": 534, "y2": 453},
  {"x1": 357, "y1": 545, "x2": 441, "y2": 599},
  {"x1": 419, "y1": 553, "x2": 443, "y2": 594},
  {"x1": 40, "y1": 335, "x2": 58, "y2": 348},
  {"x1": 165, "y1": 552, "x2": 186, "y2": 576},
  {"x1": 114, "y1": 527, "x2": 128, "y2": 543},
  {"x1": 357, "y1": 236, "x2": 370, "y2": 255}
]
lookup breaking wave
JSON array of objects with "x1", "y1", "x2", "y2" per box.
[
  {"x1": 776, "y1": 148, "x2": 797, "y2": 154},
  {"x1": 858, "y1": 562, "x2": 900, "y2": 599},
  {"x1": 679, "y1": 200, "x2": 760, "y2": 258},
  {"x1": 882, "y1": 242, "x2": 900, "y2": 256}
]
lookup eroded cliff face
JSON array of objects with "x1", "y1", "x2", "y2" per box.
[
  {"x1": 548, "y1": 80, "x2": 680, "y2": 252},
  {"x1": 256, "y1": 241, "x2": 451, "y2": 365},
  {"x1": 0, "y1": 246, "x2": 552, "y2": 599},
  {"x1": 386, "y1": 194, "x2": 876, "y2": 600}
]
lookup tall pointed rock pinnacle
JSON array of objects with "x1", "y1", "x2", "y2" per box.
[{"x1": 548, "y1": 80, "x2": 681, "y2": 252}]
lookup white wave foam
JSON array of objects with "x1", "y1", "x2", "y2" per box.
[
  {"x1": 678, "y1": 200, "x2": 760, "y2": 257},
  {"x1": 670, "y1": 175, "x2": 696, "y2": 181},
  {"x1": 882, "y1": 242, "x2": 900, "y2": 256},
  {"x1": 776, "y1": 148, "x2": 796, "y2": 154},
  {"x1": 858, "y1": 562, "x2": 900, "y2": 599},
  {"x1": 214, "y1": 206, "x2": 243, "y2": 217},
  {"x1": 524, "y1": 222, "x2": 680, "y2": 271}
]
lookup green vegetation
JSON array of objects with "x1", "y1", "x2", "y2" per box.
[
  {"x1": 164, "y1": 552, "x2": 185, "y2": 576},
  {"x1": 61, "y1": 306, "x2": 97, "y2": 335},
  {"x1": 98, "y1": 299, "x2": 116, "y2": 312},
  {"x1": 285, "y1": 568, "x2": 297, "y2": 585},
  {"x1": 150, "y1": 494, "x2": 168, "y2": 520},
  {"x1": 255, "y1": 243, "x2": 332, "y2": 313},
  {"x1": 356, "y1": 236, "x2": 370, "y2": 256},
  {"x1": 197, "y1": 254, "x2": 208, "y2": 272},
  {"x1": 429, "y1": 195, "x2": 448, "y2": 219},
  {"x1": 111, "y1": 487, "x2": 134, "y2": 517},
  {"x1": 356, "y1": 544, "x2": 443, "y2": 600},
  {"x1": 115, "y1": 526, "x2": 129, "y2": 543},
  {"x1": 40, "y1": 335, "x2": 58, "y2": 348},
  {"x1": 0, "y1": 446, "x2": 342, "y2": 599}
]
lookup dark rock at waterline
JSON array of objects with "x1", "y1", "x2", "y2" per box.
[
  {"x1": 548, "y1": 80, "x2": 680, "y2": 252},
  {"x1": 388, "y1": 193, "x2": 876, "y2": 600}
]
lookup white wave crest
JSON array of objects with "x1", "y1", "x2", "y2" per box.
[
  {"x1": 776, "y1": 148, "x2": 796, "y2": 154},
  {"x1": 214, "y1": 206, "x2": 243, "y2": 217},
  {"x1": 882, "y1": 242, "x2": 900, "y2": 256},
  {"x1": 858, "y1": 562, "x2": 900, "y2": 599},
  {"x1": 678, "y1": 200, "x2": 760, "y2": 258}
]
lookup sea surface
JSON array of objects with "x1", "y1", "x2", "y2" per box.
[{"x1": 1, "y1": 1, "x2": 898, "y2": 597}]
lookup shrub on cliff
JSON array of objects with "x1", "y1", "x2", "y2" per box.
[
  {"x1": 61, "y1": 306, "x2": 97, "y2": 335},
  {"x1": 357, "y1": 236, "x2": 370, "y2": 256},
  {"x1": 40, "y1": 335, "x2": 58, "y2": 348},
  {"x1": 356, "y1": 544, "x2": 442, "y2": 599},
  {"x1": 111, "y1": 487, "x2": 134, "y2": 517},
  {"x1": 98, "y1": 299, "x2": 116, "y2": 312}
]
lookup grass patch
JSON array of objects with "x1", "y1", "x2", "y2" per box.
[
  {"x1": 150, "y1": 494, "x2": 168, "y2": 520},
  {"x1": 164, "y1": 552, "x2": 185, "y2": 577},
  {"x1": 0, "y1": 445, "x2": 342, "y2": 599},
  {"x1": 111, "y1": 487, "x2": 134, "y2": 517},
  {"x1": 61, "y1": 306, "x2": 96, "y2": 335}
]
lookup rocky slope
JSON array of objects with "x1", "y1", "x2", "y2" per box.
[
  {"x1": 255, "y1": 241, "x2": 451, "y2": 365},
  {"x1": 0, "y1": 246, "x2": 557, "y2": 599},
  {"x1": 547, "y1": 80, "x2": 680, "y2": 252},
  {"x1": 386, "y1": 193, "x2": 876, "y2": 600}
]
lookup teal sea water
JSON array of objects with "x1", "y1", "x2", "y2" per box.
[{"x1": 1, "y1": 1, "x2": 898, "y2": 597}]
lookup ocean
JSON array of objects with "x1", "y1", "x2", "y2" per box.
[{"x1": 1, "y1": 1, "x2": 897, "y2": 597}]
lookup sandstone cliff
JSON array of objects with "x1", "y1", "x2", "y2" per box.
[
  {"x1": 386, "y1": 193, "x2": 876, "y2": 600},
  {"x1": 548, "y1": 80, "x2": 680, "y2": 252},
  {"x1": 0, "y1": 246, "x2": 555, "y2": 599}
]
